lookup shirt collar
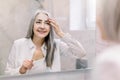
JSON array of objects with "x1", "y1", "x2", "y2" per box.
[
  {"x1": 27, "y1": 38, "x2": 47, "y2": 50},
  {"x1": 27, "y1": 38, "x2": 35, "y2": 49}
]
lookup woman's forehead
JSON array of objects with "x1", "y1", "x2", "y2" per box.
[{"x1": 36, "y1": 13, "x2": 49, "y2": 20}]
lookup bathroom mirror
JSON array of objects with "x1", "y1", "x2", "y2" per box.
[{"x1": 0, "y1": 0, "x2": 95, "y2": 77}]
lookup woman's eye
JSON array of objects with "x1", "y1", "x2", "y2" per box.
[
  {"x1": 45, "y1": 22, "x2": 49, "y2": 24},
  {"x1": 36, "y1": 21, "x2": 41, "y2": 24},
  {"x1": 45, "y1": 22, "x2": 50, "y2": 24}
]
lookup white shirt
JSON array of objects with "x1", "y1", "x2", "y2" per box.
[
  {"x1": 93, "y1": 44, "x2": 120, "y2": 80},
  {"x1": 5, "y1": 33, "x2": 86, "y2": 75}
]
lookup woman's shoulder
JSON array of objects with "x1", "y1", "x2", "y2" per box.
[
  {"x1": 53, "y1": 39, "x2": 62, "y2": 47},
  {"x1": 100, "y1": 45, "x2": 120, "y2": 56},
  {"x1": 13, "y1": 38, "x2": 29, "y2": 44},
  {"x1": 96, "y1": 45, "x2": 120, "y2": 64},
  {"x1": 54, "y1": 39, "x2": 61, "y2": 44},
  {"x1": 54, "y1": 39, "x2": 60, "y2": 42}
]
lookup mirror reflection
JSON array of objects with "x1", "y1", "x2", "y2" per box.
[{"x1": 0, "y1": 0, "x2": 95, "y2": 77}]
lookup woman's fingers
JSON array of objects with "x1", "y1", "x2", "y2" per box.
[
  {"x1": 48, "y1": 18, "x2": 64, "y2": 37},
  {"x1": 23, "y1": 60, "x2": 33, "y2": 70},
  {"x1": 48, "y1": 18, "x2": 59, "y2": 28},
  {"x1": 48, "y1": 18, "x2": 60, "y2": 31},
  {"x1": 19, "y1": 60, "x2": 33, "y2": 74}
]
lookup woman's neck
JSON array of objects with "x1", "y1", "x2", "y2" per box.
[{"x1": 32, "y1": 36, "x2": 45, "y2": 48}]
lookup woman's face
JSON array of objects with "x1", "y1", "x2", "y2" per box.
[{"x1": 33, "y1": 13, "x2": 50, "y2": 39}]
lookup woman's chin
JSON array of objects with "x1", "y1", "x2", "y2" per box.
[{"x1": 37, "y1": 34, "x2": 48, "y2": 38}]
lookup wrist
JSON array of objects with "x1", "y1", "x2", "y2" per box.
[{"x1": 57, "y1": 32, "x2": 65, "y2": 38}]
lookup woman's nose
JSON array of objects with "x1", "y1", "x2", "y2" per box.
[{"x1": 40, "y1": 23, "x2": 45, "y2": 28}]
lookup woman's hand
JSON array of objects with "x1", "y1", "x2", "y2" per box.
[
  {"x1": 48, "y1": 18, "x2": 65, "y2": 38},
  {"x1": 19, "y1": 60, "x2": 33, "y2": 74}
]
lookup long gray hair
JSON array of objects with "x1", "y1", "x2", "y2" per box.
[
  {"x1": 100, "y1": 0, "x2": 120, "y2": 42},
  {"x1": 26, "y1": 10, "x2": 56, "y2": 67}
]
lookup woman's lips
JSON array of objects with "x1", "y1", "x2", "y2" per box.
[{"x1": 37, "y1": 30, "x2": 47, "y2": 34}]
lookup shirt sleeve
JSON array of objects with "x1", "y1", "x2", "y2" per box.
[
  {"x1": 4, "y1": 42, "x2": 21, "y2": 75},
  {"x1": 59, "y1": 33, "x2": 86, "y2": 58}
]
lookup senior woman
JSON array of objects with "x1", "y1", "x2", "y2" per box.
[
  {"x1": 93, "y1": 0, "x2": 120, "y2": 80},
  {"x1": 5, "y1": 10, "x2": 86, "y2": 75}
]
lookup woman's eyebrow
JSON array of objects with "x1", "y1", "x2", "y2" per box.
[
  {"x1": 37, "y1": 19, "x2": 48, "y2": 22},
  {"x1": 37, "y1": 19, "x2": 42, "y2": 21}
]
